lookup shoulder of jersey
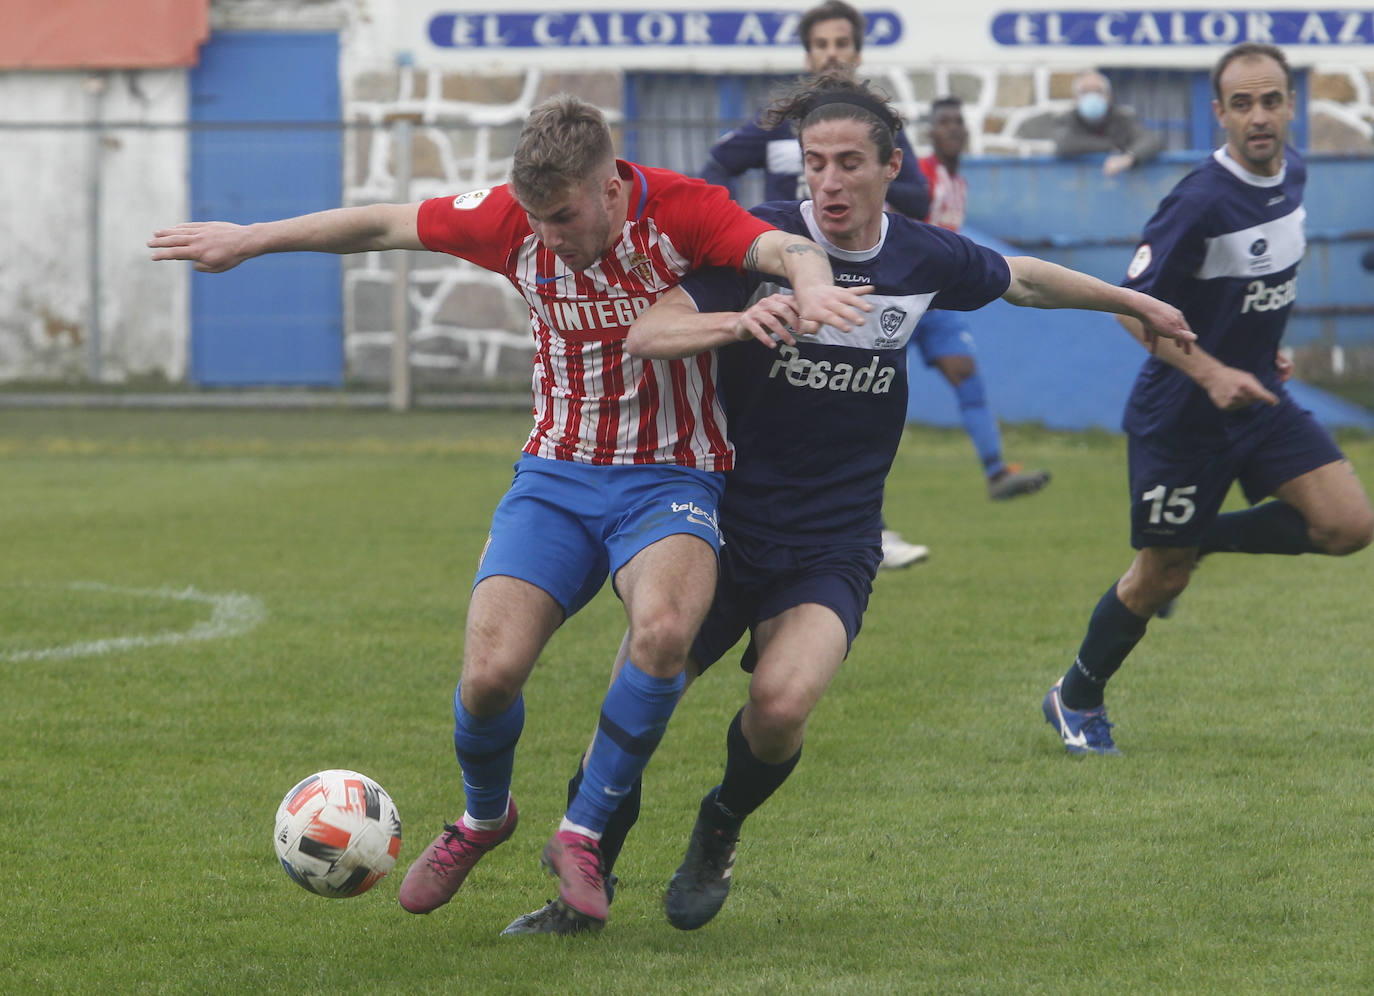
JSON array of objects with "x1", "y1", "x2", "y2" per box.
[{"x1": 751, "y1": 200, "x2": 805, "y2": 231}]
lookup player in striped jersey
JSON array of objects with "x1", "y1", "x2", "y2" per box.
[
  {"x1": 1042, "y1": 44, "x2": 1373, "y2": 756},
  {"x1": 501, "y1": 75, "x2": 1194, "y2": 936},
  {"x1": 149, "y1": 94, "x2": 872, "y2": 933}
]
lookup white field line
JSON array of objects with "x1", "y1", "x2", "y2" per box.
[{"x1": 3, "y1": 582, "x2": 267, "y2": 663}]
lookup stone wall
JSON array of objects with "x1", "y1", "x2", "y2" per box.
[
  {"x1": 3, "y1": 0, "x2": 1370, "y2": 386},
  {"x1": 340, "y1": 60, "x2": 1373, "y2": 388}
]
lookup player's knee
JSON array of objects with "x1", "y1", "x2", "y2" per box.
[
  {"x1": 1133, "y1": 557, "x2": 1192, "y2": 607},
  {"x1": 627, "y1": 611, "x2": 696, "y2": 671},
  {"x1": 1311, "y1": 511, "x2": 1374, "y2": 556},
  {"x1": 459, "y1": 662, "x2": 525, "y2": 715},
  {"x1": 938, "y1": 355, "x2": 975, "y2": 385},
  {"x1": 747, "y1": 690, "x2": 810, "y2": 746}
]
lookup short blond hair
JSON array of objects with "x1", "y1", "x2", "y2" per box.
[{"x1": 509, "y1": 95, "x2": 616, "y2": 208}]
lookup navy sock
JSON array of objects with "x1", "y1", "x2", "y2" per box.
[
  {"x1": 452, "y1": 686, "x2": 523, "y2": 821},
  {"x1": 711, "y1": 708, "x2": 801, "y2": 831},
  {"x1": 567, "y1": 660, "x2": 682, "y2": 833},
  {"x1": 1060, "y1": 584, "x2": 1149, "y2": 710},
  {"x1": 566, "y1": 764, "x2": 640, "y2": 878},
  {"x1": 1197, "y1": 501, "x2": 1316, "y2": 556}
]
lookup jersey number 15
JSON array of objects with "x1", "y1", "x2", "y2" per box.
[{"x1": 1142, "y1": 484, "x2": 1197, "y2": 525}]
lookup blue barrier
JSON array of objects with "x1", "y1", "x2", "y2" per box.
[{"x1": 902, "y1": 155, "x2": 1374, "y2": 433}]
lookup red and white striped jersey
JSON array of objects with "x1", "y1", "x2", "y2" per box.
[
  {"x1": 918, "y1": 156, "x2": 968, "y2": 233},
  {"x1": 417, "y1": 161, "x2": 774, "y2": 469}
]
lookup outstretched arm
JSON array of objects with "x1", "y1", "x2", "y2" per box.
[
  {"x1": 745, "y1": 230, "x2": 872, "y2": 334},
  {"x1": 1002, "y1": 255, "x2": 1195, "y2": 352},
  {"x1": 148, "y1": 203, "x2": 424, "y2": 272},
  {"x1": 626, "y1": 286, "x2": 800, "y2": 359}
]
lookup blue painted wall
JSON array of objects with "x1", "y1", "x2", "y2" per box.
[
  {"x1": 905, "y1": 153, "x2": 1374, "y2": 433},
  {"x1": 189, "y1": 32, "x2": 343, "y2": 387}
]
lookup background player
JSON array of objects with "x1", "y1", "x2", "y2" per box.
[
  {"x1": 1042, "y1": 43, "x2": 1373, "y2": 756},
  {"x1": 150, "y1": 94, "x2": 871, "y2": 932},
  {"x1": 502, "y1": 76, "x2": 1193, "y2": 935},
  {"x1": 913, "y1": 96, "x2": 1051, "y2": 501},
  {"x1": 701, "y1": 0, "x2": 929, "y2": 217}
]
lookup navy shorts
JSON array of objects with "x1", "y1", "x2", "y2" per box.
[
  {"x1": 691, "y1": 527, "x2": 881, "y2": 674},
  {"x1": 1127, "y1": 399, "x2": 1344, "y2": 548},
  {"x1": 476, "y1": 454, "x2": 725, "y2": 617},
  {"x1": 910, "y1": 308, "x2": 976, "y2": 366}
]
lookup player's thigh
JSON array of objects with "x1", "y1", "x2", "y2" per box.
[
  {"x1": 1127, "y1": 434, "x2": 1232, "y2": 548},
  {"x1": 1272, "y1": 460, "x2": 1374, "y2": 551},
  {"x1": 477, "y1": 456, "x2": 611, "y2": 617},
  {"x1": 748, "y1": 603, "x2": 850, "y2": 721},
  {"x1": 609, "y1": 467, "x2": 726, "y2": 665},
  {"x1": 1243, "y1": 404, "x2": 1370, "y2": 550},
  {"x1": 746, "y1": 550, "x2": 876, "y2": 720},
  {"x1": 912, "y1": 309, "x2": 976, "y2": 369},
  {"x1": 617, "y1": 531, "x2": 719, "y2": 626}
]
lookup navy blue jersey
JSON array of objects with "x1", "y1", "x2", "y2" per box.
[
  {"x1": 1122, "y1": 146, "x2": 1307, "y2": 445},
  {"x1": 702, "y1": 119, "x2": 931, "y2": 219},
  {"x1": 680, "y1": 201, "x2": 1010, "y2": 544}
]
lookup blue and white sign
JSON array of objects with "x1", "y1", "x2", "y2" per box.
[
  {"x1": 376, "y1": 1, "x2": 1374, "y2": 70},
  {"x1": 993, "y1": 9, "x2": 1374, "y2": 47},
  {"x1": 426, "y1": 9, "x2": 901, "y2": 50}
]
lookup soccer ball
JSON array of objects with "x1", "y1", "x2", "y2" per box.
[{"x1": 273, "y1": 769, "x2": 402, "y2": 898}]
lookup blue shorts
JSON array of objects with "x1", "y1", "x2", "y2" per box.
[
  {"x1": 910, "y1": 308, "x2": 976, "y2": 366},
  {"x1": 691, "y1": 528, "x2": 881, "y2": 674},
  {"x1": 476, "y1": 454, "x2": 725, "y2": 617},
  {"x1": 1127, "y1": 399, "x2": 1344, "y2": 548}
]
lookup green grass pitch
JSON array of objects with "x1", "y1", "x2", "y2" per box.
[{"x1": 3, "y1": 408, "x2": 1373, "y2": 994}]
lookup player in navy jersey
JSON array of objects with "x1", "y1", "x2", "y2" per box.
[
  {"x1": 702, "y1": 1, "x2": 929, "y2": 219},
  {"x1": 706, "y1": 0, "x2": 937, "y2": 569},
  {"x1": 1042, "y1": 43, "x2": 1373, "y2": 757},
  {"x1": 500, "y1": 76, "x2": 1193, "y2": 935},
  {"x1": 913, "y1": 96, "x2": 1051, "y2": 502},
  {"x1": 150, "y1": 95, "x2": 872, "y2": 933}
]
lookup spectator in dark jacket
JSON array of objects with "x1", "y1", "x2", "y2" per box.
[{"x1": 1055, "y1": 70, "x2": 1164, "y2": 177}]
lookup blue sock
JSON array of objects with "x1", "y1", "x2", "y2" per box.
[
  {"x1": 1198, "y1": 501, "x2": 1316, "y2": 556},
  {"x1": 452, "y1": 685, "x2": 523, "y2": 821},
  {"x1": 953, "y1": 374, "x2": 1005, "y2": 478},
  {"x1": 1060, "y1": 584, "x2": 1149, "y2": 710},
  {"x1": 566, "y1": 764, "x2": 640, "y2": 877},
  {"x1": 567, "y1": 660, "x2": 683, "y2": 834}
]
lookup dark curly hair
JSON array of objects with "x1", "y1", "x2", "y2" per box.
[{"x1": 762, "y1": 74, "x2": 902, "y2": 164}]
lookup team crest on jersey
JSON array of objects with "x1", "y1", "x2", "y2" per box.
[
  {"x1": 876, "y1": 306, "x2": 907, "y2": 348},
  {"x1": 451, "y1": 188, "x2": 491, "y2": 210},
  {"x1": 627, "y1": 251, "x2": 656, "y2": 285},
  {"x1": 1126, "y1": 243, "x2": 1152, "y2": 280}
]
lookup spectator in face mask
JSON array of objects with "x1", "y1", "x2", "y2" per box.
[{"x1": 1054, "y1": 70, "x2": 1164, "y2": 177}]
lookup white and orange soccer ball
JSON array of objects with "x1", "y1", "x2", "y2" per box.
[{"x1": 273, "y1": 769, "x2": 402, "y2": 898}]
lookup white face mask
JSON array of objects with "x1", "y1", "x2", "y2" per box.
[{"x1": 1076, "y1": 92, "x2": 1109, "y2": 123}]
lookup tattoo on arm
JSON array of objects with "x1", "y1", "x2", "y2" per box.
[{"x1": 744, "y1": 235, "x2": 825, "y2": 273}]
